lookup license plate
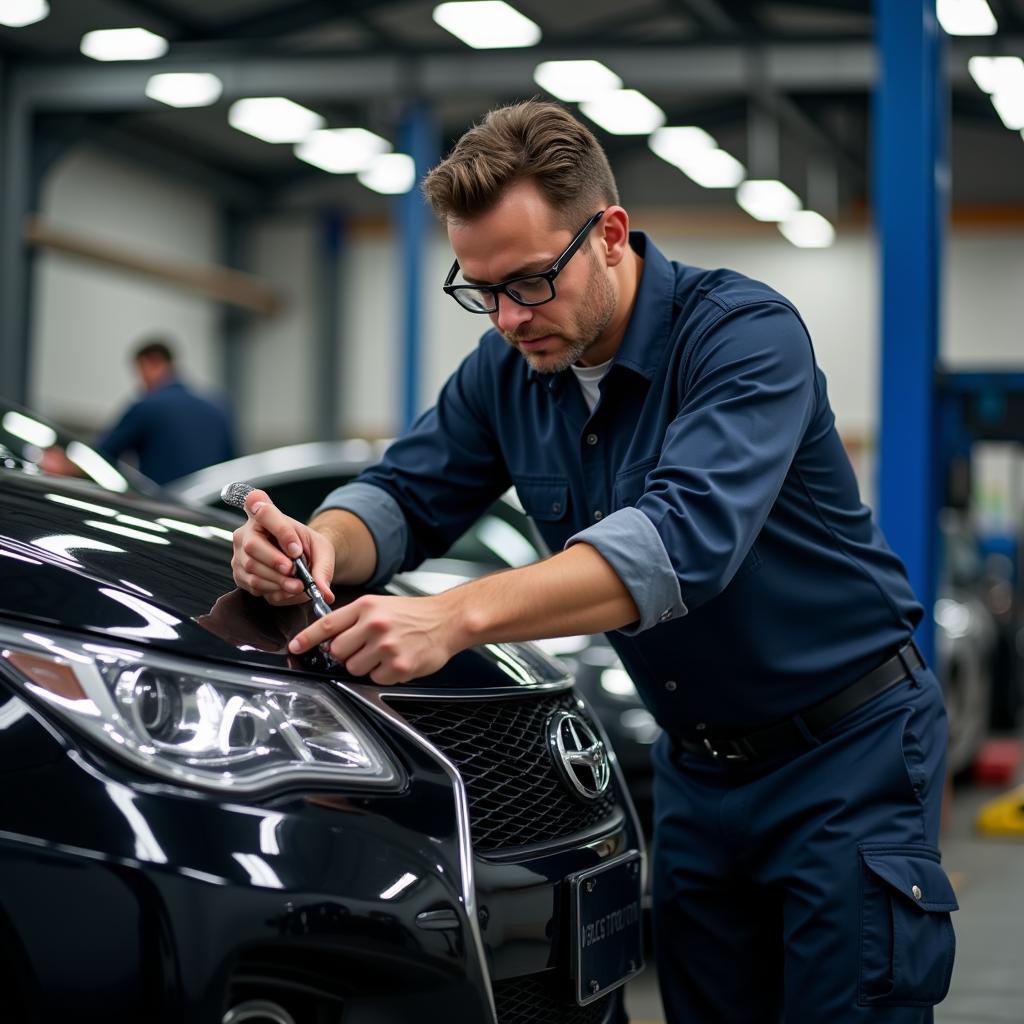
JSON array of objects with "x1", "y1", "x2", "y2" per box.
[{"x1": 569, "y1": 850, "x2": 644, "y2": 1005}]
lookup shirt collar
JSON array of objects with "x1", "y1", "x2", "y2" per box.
[{"x1": 526, "y1": 231, "x2": 675, "y2": 385}]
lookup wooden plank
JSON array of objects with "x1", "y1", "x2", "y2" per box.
[{"x1": 24, "y1": 217, "x2": 284, "y2": 316}]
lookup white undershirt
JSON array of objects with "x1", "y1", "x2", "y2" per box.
[{"x1": 570, "y1": 358, "x2": 614, "y2": 413}]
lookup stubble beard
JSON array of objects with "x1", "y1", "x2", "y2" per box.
[{"x1": 503, "y1": 255, "x2": 617, "y2": 375}]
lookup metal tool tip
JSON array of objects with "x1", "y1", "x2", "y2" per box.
[{"x1": 220, "y1": 481, "x2": 255, "y2": 508}]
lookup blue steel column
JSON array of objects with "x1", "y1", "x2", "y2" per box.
[
  {"x1": 397, "y1": 102, "x2": 439, "y2": 431},
  {"x1": 874, "y1": 0, "x2": 948, "y2": 663}
]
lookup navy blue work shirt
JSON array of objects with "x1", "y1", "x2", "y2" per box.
[
  {"x1": 97, "y1": 377, "x2": 235, "y2": 486},
  {"x1": 316, "y1": 233, "x2": 923, "y2": 733}
]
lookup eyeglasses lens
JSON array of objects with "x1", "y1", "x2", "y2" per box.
[
  {"x1": 455, "y1": 288, "x2": 497, "y2": 313},
  {"x1": 505, "y1": 277, "x2": 555, "y2": 305}
]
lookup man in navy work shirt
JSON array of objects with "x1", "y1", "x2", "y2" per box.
[
  {"x1": 97, "y1": 338, "x2": 235, "y2": 485},
  {"x1": 232, "y1": 101, "x2": 956, "y2": 1022}
]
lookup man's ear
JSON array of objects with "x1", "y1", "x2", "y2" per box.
[{"x1": 598, "y1": 206, "x2": 630, "y2": 268}]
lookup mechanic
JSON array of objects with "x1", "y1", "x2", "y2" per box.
[
  {"x1": 231, "y1": 100, "x2": 955, "y2": 1022},
  {"x1": 97, "y1": 337, "x2": 235, "y2": 485}
]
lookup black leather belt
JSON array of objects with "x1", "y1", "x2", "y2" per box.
[{"x1": 673, "y1": 641, "x2": 925, "y2": 763}]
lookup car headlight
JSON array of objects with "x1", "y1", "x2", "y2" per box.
[{"x1": 0, "y1": 628, "x2": 400, "y2": 793}]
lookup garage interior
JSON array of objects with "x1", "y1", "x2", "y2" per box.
[{"x1": 2, "y1": 1, "x2": 1024, "y2": 1022}]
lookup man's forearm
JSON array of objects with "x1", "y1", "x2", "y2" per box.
[
  {"x1": 442, "y1": 542, "x2": 640, "y2": 650},
  {"x1": 308, "y1": 508, "x2": 379, "y2": 585}
]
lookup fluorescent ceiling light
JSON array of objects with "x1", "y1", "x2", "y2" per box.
[
  {"x1": 779, "y1": 210, "x2": 835, "y2": 248},
  {"x1": 432, "y1": 2, "x2": 541, "y2": 48},
  {"x1": 228, "y1": 98, "x2": 325, "y2": 144},
  {"x1": 80, "y1": 27, "x2": 168, "y2": 61},
  {"x1": 145, "y1": 73, "x2": 223, "y2": 108},
  {"x1": 990, "y1": 90, "x2": 1024, "y2": 130},
  {"x1": 967, "y1": 56, "x2": 1024, "y2": 94},
  {"x1": 0, "y1": 0, "x2": 48, "y2": 28},
  {"x1": 736, "y1": 179, "x2": 802, "y2": 222},
  {"x1": 295, "y1": 128, "x2": 392, "y2": 173},
  {"x1": 533, "y1": 60, "x2": 622, "y2": 102},
  {"x1": 649, "y1": 126, "x2": 746, "y2": 188},
  {"x1": 358, "y1": 153, "x2": 417, "y2": 194},
  {"x1": 937, "y1": 0, "x2": 997, "y2": 35},
  {"x1": 649, "y1": 126, "x2": 718, "y2": 165},
  {"x1": 680, "y1": 149, "x2": 746, "y2": 189},
  {"x1": 579, "y1": 89, "x2": 666, "y2": 135}
]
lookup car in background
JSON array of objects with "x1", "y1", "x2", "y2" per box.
[
  {"x1": 174, "y1": 440, "x2": 1004, "y2": 800},
  {"x1": 0, "y1": 446, "x2": 645, "y2": 1023},
  {"x1": 0, "y1": 398, "x2": 160, "y2": 496}
]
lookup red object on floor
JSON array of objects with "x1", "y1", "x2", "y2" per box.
[{"x1": 972, "y1": 738, "x2": 1024, "y2": 786}]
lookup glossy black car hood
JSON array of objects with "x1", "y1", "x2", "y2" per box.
[{"x1": 0, "y1": 468, "x2": 567, "y2": 690}]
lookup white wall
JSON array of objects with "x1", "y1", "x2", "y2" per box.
[
  {"x1": 244, "y1": 217, "x2": 316, "y2": 451},
  {"x1": 30, "y1": 147, "x2": 221, "y2": 431},
  {"x1": 944, "y1": 232, "x2": 1024, "y2": 367}
]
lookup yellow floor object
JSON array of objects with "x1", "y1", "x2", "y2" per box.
[{"x1": 976, "y1": 784, "x2": 1024, "y2": 837}]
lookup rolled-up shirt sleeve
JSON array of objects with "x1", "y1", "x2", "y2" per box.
[
  {"x1": 312, "y1": 481, "x2": 409, "y2": 589},
  {"x1": 566, "y1": 507, "x2": 687, "y2": 633},
  {"x1": 575, "y1": 299, "x2": 817, "y2": 632}
]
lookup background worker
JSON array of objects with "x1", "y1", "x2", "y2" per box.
[
  {"x1": 95, "y1": 337, "x2": 236, "y2": 484},
  {"x1": 42, "y1": 336, "x2": 235, "y2": 485},
  {"x1": 231, "y1": 100, "x2": 956, "y2": 1022}
]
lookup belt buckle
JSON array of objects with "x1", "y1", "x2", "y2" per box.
[{"x1": 700, "y1": 732, "x2": 749, "y2": 762}]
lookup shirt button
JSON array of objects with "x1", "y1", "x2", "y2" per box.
[
  {"x1": 912, "y1": 885, "x2": 922, "y2": 901},
  {"x1": 665, "y1": 680, "x2": 677, "y2": 692},
  {"x1": 586, "y1": 433, "x2": 598, "y2": 446},
  {"x1": 551, "y1": 502, "x2": 562, "y2": 514},
  {"x1": 593, "y1": 510, "x2": 603, "y2": 521}
]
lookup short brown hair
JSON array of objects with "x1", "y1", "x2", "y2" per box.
[
  {"x1": 133, "y1": 338, "x2": 175, "y2": 365},
  {"x1": 422, "y1": 99, "x2": 619, "y2": 228}
]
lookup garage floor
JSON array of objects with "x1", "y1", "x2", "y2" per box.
[{"x1": 623, "y1": 750, "x2": 1024, "y2": 1024}]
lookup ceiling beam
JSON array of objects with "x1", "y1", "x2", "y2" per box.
[
  {"x1": 186, "y1": 0, "x2": 413, "y2": 41},
  {"x1": 671, "y1": 0, "x2": 756, "y2": 35},
  {"x1": 126, "y1": 0, "x2": 209, "y2": 37},
  {"x1": 10, "y1": 37, "x2": 1017, "y2": 111}
]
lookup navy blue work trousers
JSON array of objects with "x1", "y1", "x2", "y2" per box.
[{"x1": 651, "y1": 667, "x2": 957, "y2": 1023}]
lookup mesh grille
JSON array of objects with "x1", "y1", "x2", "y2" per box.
[
  {"x1": 492, "y1": 973, "x2": 614, "y2": 1024},
  {"x1": 388, "y1": 691, "x2": 617, "y2": 853}
]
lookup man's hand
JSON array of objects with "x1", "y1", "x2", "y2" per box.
[
  {"x1": 286, "y1": 542, "x2": 641, "y2": 687},
  {"x1": 288, "y1": 593, "x2": 463, "y2": 685},
  {"x1": 231, "y1": 489, "x2": 336, "y2": 607}
]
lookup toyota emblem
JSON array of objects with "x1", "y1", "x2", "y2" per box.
[{"x1": 546, "y1": 710, "x2": 610, "y2": 801}]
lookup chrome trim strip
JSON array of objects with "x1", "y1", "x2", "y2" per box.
[
  {"x1": 477, "y1": 815, "x2": 625, "y2": 864},
  {"x1": 340, "y1": 682, "x2": 497, "y2": 1024},
  {"x1": 370, "y1": 680, "x2": 573, "y2": 700}
]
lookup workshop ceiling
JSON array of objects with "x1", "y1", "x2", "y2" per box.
[{"x1": 2, "y1": 0, "x2": 1024, "y2": 219}]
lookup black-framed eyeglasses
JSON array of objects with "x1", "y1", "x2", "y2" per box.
[{"x1": 443, "y1": 210, "x2": 605, "y2": 314}]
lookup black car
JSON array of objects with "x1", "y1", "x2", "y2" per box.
[{"x1": 0, "y1": 450, "x2": 645, "y2": 1024}]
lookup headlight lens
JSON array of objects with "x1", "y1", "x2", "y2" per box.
[{"x1": 0, "y1": 629, "x2": 400, "y2": 793}]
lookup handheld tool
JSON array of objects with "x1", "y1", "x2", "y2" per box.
[{"x1": 220, "y1": 481, "x2": 333, "y2": 619}]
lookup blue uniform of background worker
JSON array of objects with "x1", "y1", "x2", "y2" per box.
[
  {"x1": 97, "y1": 337, "x2": 235, "y2": 485},
  {"x1": 231, "y1": 101, "x2": 956, "y2": 1022}
]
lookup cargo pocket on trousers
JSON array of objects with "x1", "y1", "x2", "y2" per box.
[{"x1": 858, "y1": 844, "x2": 958, "y2": 1007}]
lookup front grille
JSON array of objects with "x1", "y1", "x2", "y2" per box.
[
  {"x1": 389, "y1": 691, "x2": 617, "y2": 853},
  {"x1": 492, "y1": 973, "x2": 614, "y2": 1024}
]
